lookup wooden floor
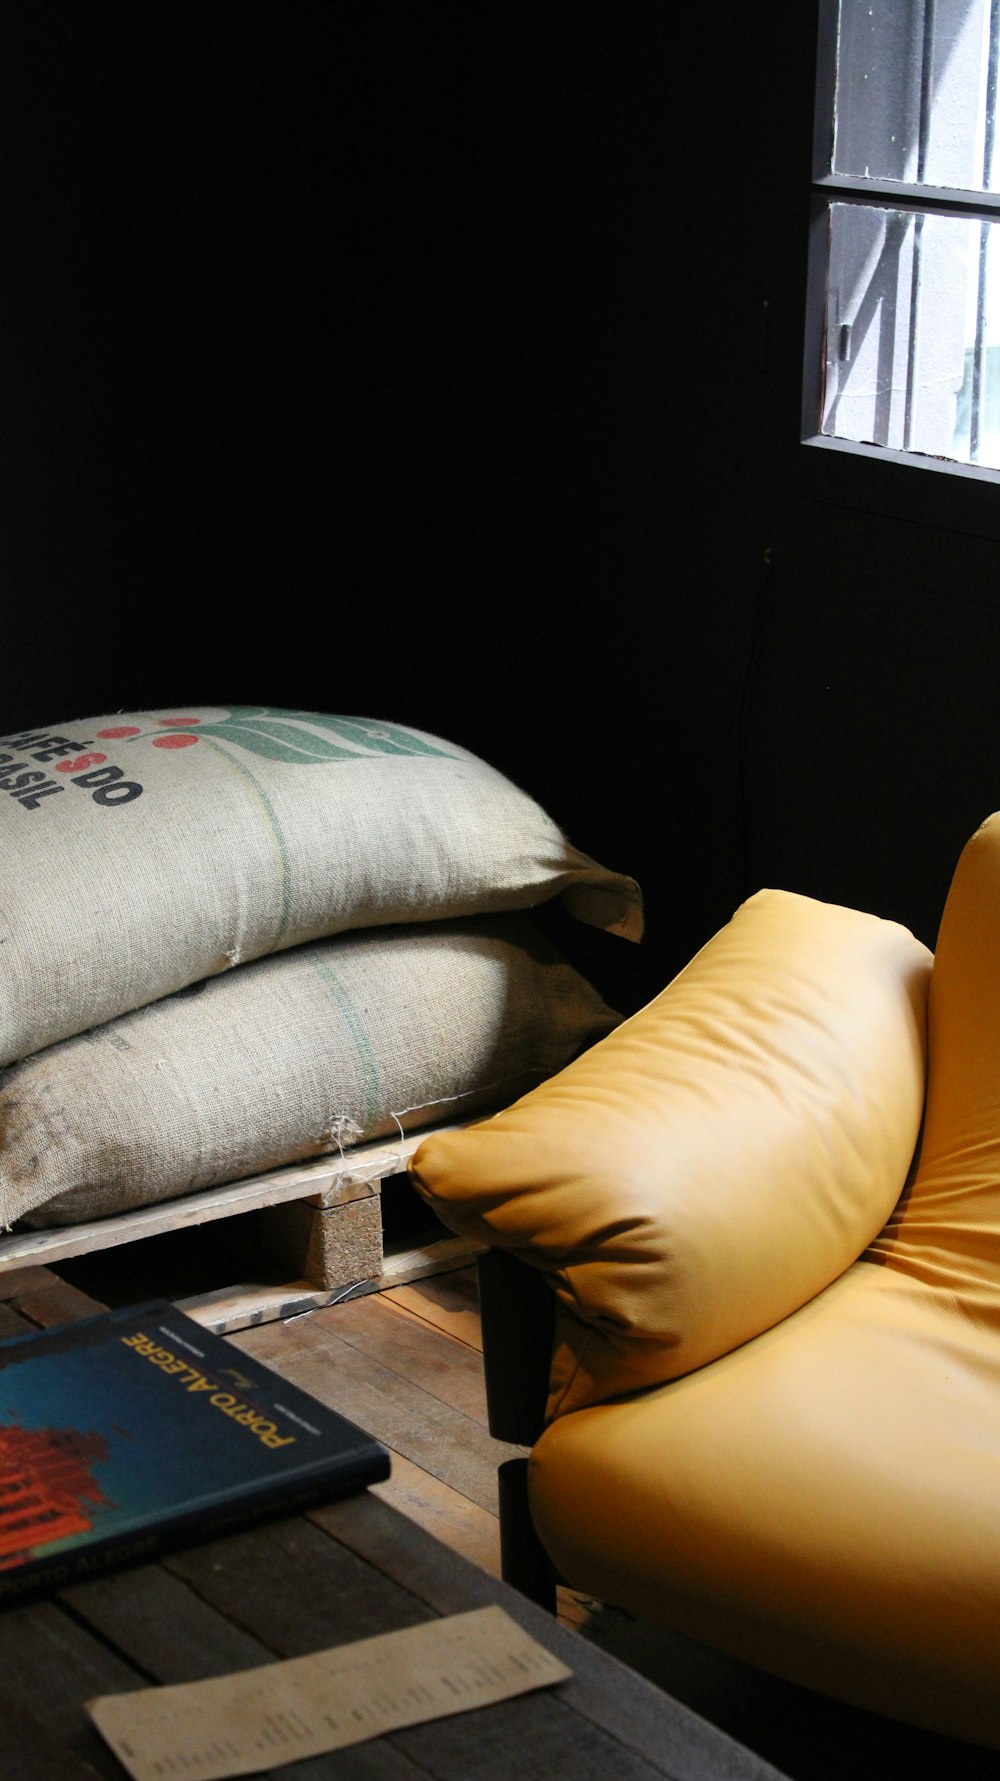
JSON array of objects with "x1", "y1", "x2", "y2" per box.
[
  {"x1": 232, "y1": 1267, "x2": 516, "y2": 1583},
  {"x1": 217, "y1": 1266, "x2": 997, "y2": 1781},
  {"x1": 52, "y1": 1229, "x2": 1000, "y2": 1781}
]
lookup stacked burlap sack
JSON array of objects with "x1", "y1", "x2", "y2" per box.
[{"x1": 0, "y1": 705, "x2": 643, "y2": 1229}]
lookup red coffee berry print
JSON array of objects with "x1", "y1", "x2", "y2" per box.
[
  {"x1": 56, "y1": 753, "x2": 108, "y2": 773},
  {"x1": 151, "y1": 733, "x2": 200, "y2": 748},
  {"x1": 95, "y1": 726, "x2": 142, "y2": 739}
]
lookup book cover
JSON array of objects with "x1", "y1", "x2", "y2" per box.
[{"x1": 0, "y1": 1299, "x2": 391, "y2": 1604}]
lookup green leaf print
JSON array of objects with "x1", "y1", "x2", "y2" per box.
[
  {"x1": 290, "y1": 713, "x2": 455, "y2": 757},
  {"x1": 191, "y1": 718, "x2": 358, "y2": 762},
  {"x1": 175, "y1": 709, "x2": 456, "y2": 765}
]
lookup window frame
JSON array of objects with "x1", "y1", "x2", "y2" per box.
[{"x1": 802, "y1": 0, "x2": 1000, "y2": 487}]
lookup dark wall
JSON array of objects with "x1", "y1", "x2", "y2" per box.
[
  {"x1": 740, "y1": 8, "x2": 1000, "y2": 958},
  {"x1": 3, "y1": 2, "x2": 997, "y2": 1011}
]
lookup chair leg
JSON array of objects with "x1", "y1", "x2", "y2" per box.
[{"x1": 498, "y1": 1456, "x2": 558, "y2": 1613}]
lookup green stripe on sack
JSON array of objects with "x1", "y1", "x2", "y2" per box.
[{"x1": 305, "y1": 952, "x2": 381, "y2": 1131}]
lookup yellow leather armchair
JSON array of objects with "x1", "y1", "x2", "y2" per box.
[{"x1": 409, "y1": 817, "x2": 1000, "y2": 1750}]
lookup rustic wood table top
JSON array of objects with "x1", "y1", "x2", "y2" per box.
[{"x1": 0, "y1": 1267, "x2": 788, "y2": 1781}]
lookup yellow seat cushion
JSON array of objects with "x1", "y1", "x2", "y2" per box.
[
  {"x1": 528, "y1": 1256, "x2": 1000, "y2": 1747},
  {"x1": 410, "y1": 889, "x2": 931, "y2": 1415}
]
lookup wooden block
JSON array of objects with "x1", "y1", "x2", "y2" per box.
[{"x1": 260, "y1": 1193, "x2": 383, "y2": 1291}]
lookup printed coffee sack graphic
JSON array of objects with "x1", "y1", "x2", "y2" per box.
[{"x1": 0, "y1": 707, "x2": 643, "y2": 1066}]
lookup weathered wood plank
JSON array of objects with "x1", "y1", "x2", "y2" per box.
[
  {"x1": 0, "y1": 1263, "x2": 68, "y2": 1301},
  {"x1": 157, "y1": 1512, "x2": 710, "y2": 1780},
  {"x1": 178, "y1": 1277, "x2": 359, "y2": 1333},
  {"x1": 57, "y1": 1563, "x2": 431, "y2": 1781},
  {"x1": 59, "y1": 1562, "x2": 275, "y2": 1683},
  {"x1": 381, "y1": 1267, "x2": 483, "y2": 1351},
  {"x1": 162, "y1": 1515, "x2": 429, "y2": 1655},
  {"x1": 393, "y1": 1687, "x2": 686, "y2": 1781},
  {"x1": 0, "y1": 1599, "x2": 149, "y2": 1781},
  {"x1": 0, "y1": 1301, "x2": 30, "y2": 1341},
  {"x1": 6, "y1": 1273, "x2": 106, "y2": 1328},
  {"x1": 309, "y1": 1291, "x2": 493, "y2": 1424},
  {"x1": 230, "y1": 1315, "x2": 521, "y2": 1514},
  {"x1": 0, "y1": 1689, "x2": 111, "y2": 1781},
  {"x1": 370, "y1": 1451, "x2": 503, "y2": 1580},
  {"x1": 309, "y1": 1493, "x2": 790, "y2": 1781},
  {"x1": 372, "y1": 1234, "x2": 484, "y2": 1292}
]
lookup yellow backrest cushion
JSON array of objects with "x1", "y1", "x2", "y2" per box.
[
  {"x1": 409, "y1": 890, "x2": 931, "y2": 1416},
  {"x1": 868, "y1": 811, "x2": 1000, "y2": 1305}
]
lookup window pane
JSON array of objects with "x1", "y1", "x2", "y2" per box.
[
  {"x1": 832, "y1": 0, "x2": 1000, "y2": 193},
  {"x1": 819, "y1": 199, "x2": 1000, "y2": 466}
]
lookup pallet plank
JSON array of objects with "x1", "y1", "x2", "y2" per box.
[
  {"x1": 0, "y1": 1128, "x2": 463, "y2": 1273},
  {"x1": 175, "y1": 1233, "x2": 483, "y2": 1335}
]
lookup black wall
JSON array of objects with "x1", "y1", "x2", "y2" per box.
[{"x1": 4, "y1": 2, "x2": 998, "y2": 1014}]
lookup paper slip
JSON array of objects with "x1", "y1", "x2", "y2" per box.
[{"x1": 87, "y1": 1604, "x2": 573, "y2": 1781}]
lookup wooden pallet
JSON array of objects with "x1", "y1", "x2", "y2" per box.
[{"x1": 0, "y1": 1124, "x2": 483, "y2": 1334}]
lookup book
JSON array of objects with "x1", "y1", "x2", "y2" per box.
[{"x1": 0, "y1": 1298, "x2": 391, "y2": 1605}]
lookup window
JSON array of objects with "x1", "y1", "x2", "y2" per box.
[{"x1": 806, "y1": 0, "x2": 1000, "y2": 475}]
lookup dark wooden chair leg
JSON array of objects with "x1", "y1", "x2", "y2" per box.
[{"x1": 498, "y1": 1455, "x2": 558, "y2": 1613}]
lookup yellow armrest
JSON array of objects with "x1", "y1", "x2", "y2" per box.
[{"x1": 409, "y1": 890, "x2": 930, "y2": 1418}]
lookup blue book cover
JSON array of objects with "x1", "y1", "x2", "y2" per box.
[{"x1": 0, "y1": 1299, "x2": 390, "y2": 1603}]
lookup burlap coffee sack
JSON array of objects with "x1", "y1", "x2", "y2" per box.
[
  {"x1": 0, "y1": 913, "x2": 621, "y2": 1229},
  {"x1": 0, "y1": 705, "x2": 642, "y2": 1066}
]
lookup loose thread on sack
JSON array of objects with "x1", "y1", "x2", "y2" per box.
[
  {"x1": 321, "y1": 1066, "x2": 550, "y2": 1187},
  {"x1": 320, "y1": 1114, "x2": 365, "y2": 1162},
  {"x1": 378, "y1": 1072, "x2": 542, "y2": 1177}
]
